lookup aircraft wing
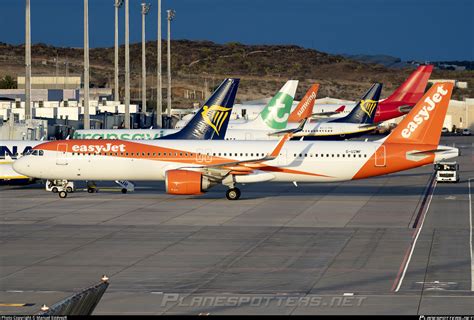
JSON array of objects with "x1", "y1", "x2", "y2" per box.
[{"x1": 176, "y1": 134, "x2": 292, "y2": 178}]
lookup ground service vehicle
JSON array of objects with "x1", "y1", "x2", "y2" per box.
[
  {"x1": 434, "y1": 161, "x2": 459, "y2": 183},
  {"x1": 46, "y1": 179, "x2": 76, "y2": 196}
]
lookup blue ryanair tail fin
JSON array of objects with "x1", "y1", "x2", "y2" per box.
[
  {"x1": 161, "y1": 78, "x2": 240, "y2": 140},
  {"x1": 330, "y1": 83, "x2": 382, "y2": 124}
]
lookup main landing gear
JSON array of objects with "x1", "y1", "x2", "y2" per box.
[
  {"x1": 87, "y1": 181, "x2": 98, "y2": 194},
  {"x1": 226, "y1": 187, "x2": 241, "y2": 200},
  {"x1": 222, "y1": 176, "x2": 241, "y2": 201}
]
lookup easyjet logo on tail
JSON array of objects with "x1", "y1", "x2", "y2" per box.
[
  {"x1": 401, "y1": 85, "x2": 449, "y2": 139},
  {"x1": 71, "y1": 143, "x2": 126, "y2": 153},
  {"x1": 201, "y1": 105, "x2": 232, "y2": 135}
]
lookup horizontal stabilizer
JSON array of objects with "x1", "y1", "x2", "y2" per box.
[
  {"x1": 407, "y1": 149, "x2": 453, "y2": 155},
  {"x1": 311, "y1": 105, "x2": 345, "y2": 118},
  {"x1": 267, "y1": 118, "x2": 307, "y2": 137}
]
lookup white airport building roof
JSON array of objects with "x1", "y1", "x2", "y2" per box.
[{"x1": 0, "y1": 100, "x2": 138, "y2": 121}]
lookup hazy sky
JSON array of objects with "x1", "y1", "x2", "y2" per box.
[{"x1": 1, "y1": 0, "x2": 473, "y2": 61}]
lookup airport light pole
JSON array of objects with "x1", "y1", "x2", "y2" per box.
[
  {"x1": 25, "y1": 0, "x2": 31, "y2": 121},
  {"x1": 83, "y1": 0, "x2": 90, "y2": 129},
  {"x1": 166, "y1": 9, "x2": 175, "y2": 121},
  {"x1": 141, "y1": 3, "x2": 151, "y2": 113},
  {"x1": 55, "y1": 55, "x2": 59, "y2": 89},
  {"x1": 156, "y1": 0, "x2": 162, "y2": 127},
  {"x1": 124, "y1": 0, "x2": 130, "y2": 128},
  {"x1": 114, "y1": 0, "x2": 123, "y2": 102},
  {"x1": 65, "y1": 59, "x2": 69, "y2": 90}
]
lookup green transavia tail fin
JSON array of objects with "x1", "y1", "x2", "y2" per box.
[{"x1": 259, "y1": 80, "x2": 299, "y2": 130}]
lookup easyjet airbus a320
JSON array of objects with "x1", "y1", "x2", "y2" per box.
[{"x1": 14, "y1": 83, "x2": 458, "y2": 200}]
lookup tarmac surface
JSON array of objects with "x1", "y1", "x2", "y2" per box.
[{"x1": 0, "y1": 136, "x2": 473, "y2": 315}]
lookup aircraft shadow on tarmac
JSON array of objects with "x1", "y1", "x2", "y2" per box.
[
  {"x1": 1, "y1": 169, "x2": 472, "y2": 199},
  {"x1": 0, "y1": 183, "x2": 469, "y2": 198}
]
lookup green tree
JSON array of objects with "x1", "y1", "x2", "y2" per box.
[{"x1": 0, "y1": 75, "x2": 17, "y2": 89}]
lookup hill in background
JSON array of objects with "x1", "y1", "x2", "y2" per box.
[{"x1": 0, "y1": 40, "x2": 472, "y2": 110}]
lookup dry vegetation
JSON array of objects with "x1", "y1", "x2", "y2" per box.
[{"x1": 0, "y1": 41, "x2": 472, "y2": 109}]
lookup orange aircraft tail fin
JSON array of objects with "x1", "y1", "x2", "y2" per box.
[
  {"x1": 386, "y1": 82, "x2": 453, "y2": 146},
  {"x1": 288, "y1": 84, "x2": 319, "y2": 123}
]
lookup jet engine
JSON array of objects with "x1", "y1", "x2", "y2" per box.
[
  {"x1": 165, "y1": 170, "x2": 215, "y2": 195},
  {"x1": 398, "y1": 105, "x2": 414, "y2": 114}
]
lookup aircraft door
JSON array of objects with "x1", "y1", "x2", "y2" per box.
[
  {"x1": 277, "y1": 150, "x2": 288, "y2": 166},
  {"x1": 374, "y1": 145, "x2": 386, "y2": 167},
  {"x1": 204, "y1": 149, "x2": 212, "y2": 163},
  {"x1": 56, "y1": 143, "x2": 68, "y2": 165},
  {"x1": 196, "y1": 148, "x2": 204, "y2": 163}
]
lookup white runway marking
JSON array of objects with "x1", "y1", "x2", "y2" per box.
[
  {"x1": 468, "y1": 178, "x2": 473, "y2": 291},
  {"x1": 394, "y1": 180, "x2": 437, "y2": 292}
]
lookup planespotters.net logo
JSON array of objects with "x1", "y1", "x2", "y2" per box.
[
  {"x1": 419, "y1": 316, "x2": 474, "y2": 320},
  {"x1": 156, "y1": 293, "x2": 367, "y2": 309},
  {"x1": 401, "y1": 85, "x2": 448, "y2": 139},
  {"x1": 71, "y1": 143, "x2": 126, "y2": 153}
]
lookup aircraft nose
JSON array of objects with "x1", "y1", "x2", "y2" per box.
[{"x1": 13, "y1": 157, "x2": 29, "y2": 176}]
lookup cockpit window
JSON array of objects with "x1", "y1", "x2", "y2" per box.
[{"x1": 31, "y1": 150, "x2": 44, "y2": 156}]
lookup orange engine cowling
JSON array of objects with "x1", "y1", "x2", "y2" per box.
[{"x1": 165, "y1": 170, "x2": 207, "y2": 195}]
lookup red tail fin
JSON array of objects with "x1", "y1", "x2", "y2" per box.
[
  {"x1": 386, "y1": 82, "x2": 453, "y2": 145},
  {"x1": 288, "y1": 84, "x2": 319, "y2": 123},
  {"x1": 335, "y1": 106, "x2": 345, "y2": 113},
  {"x1": 384, "y1": 65, "x2": 433, "y2": 105}
]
